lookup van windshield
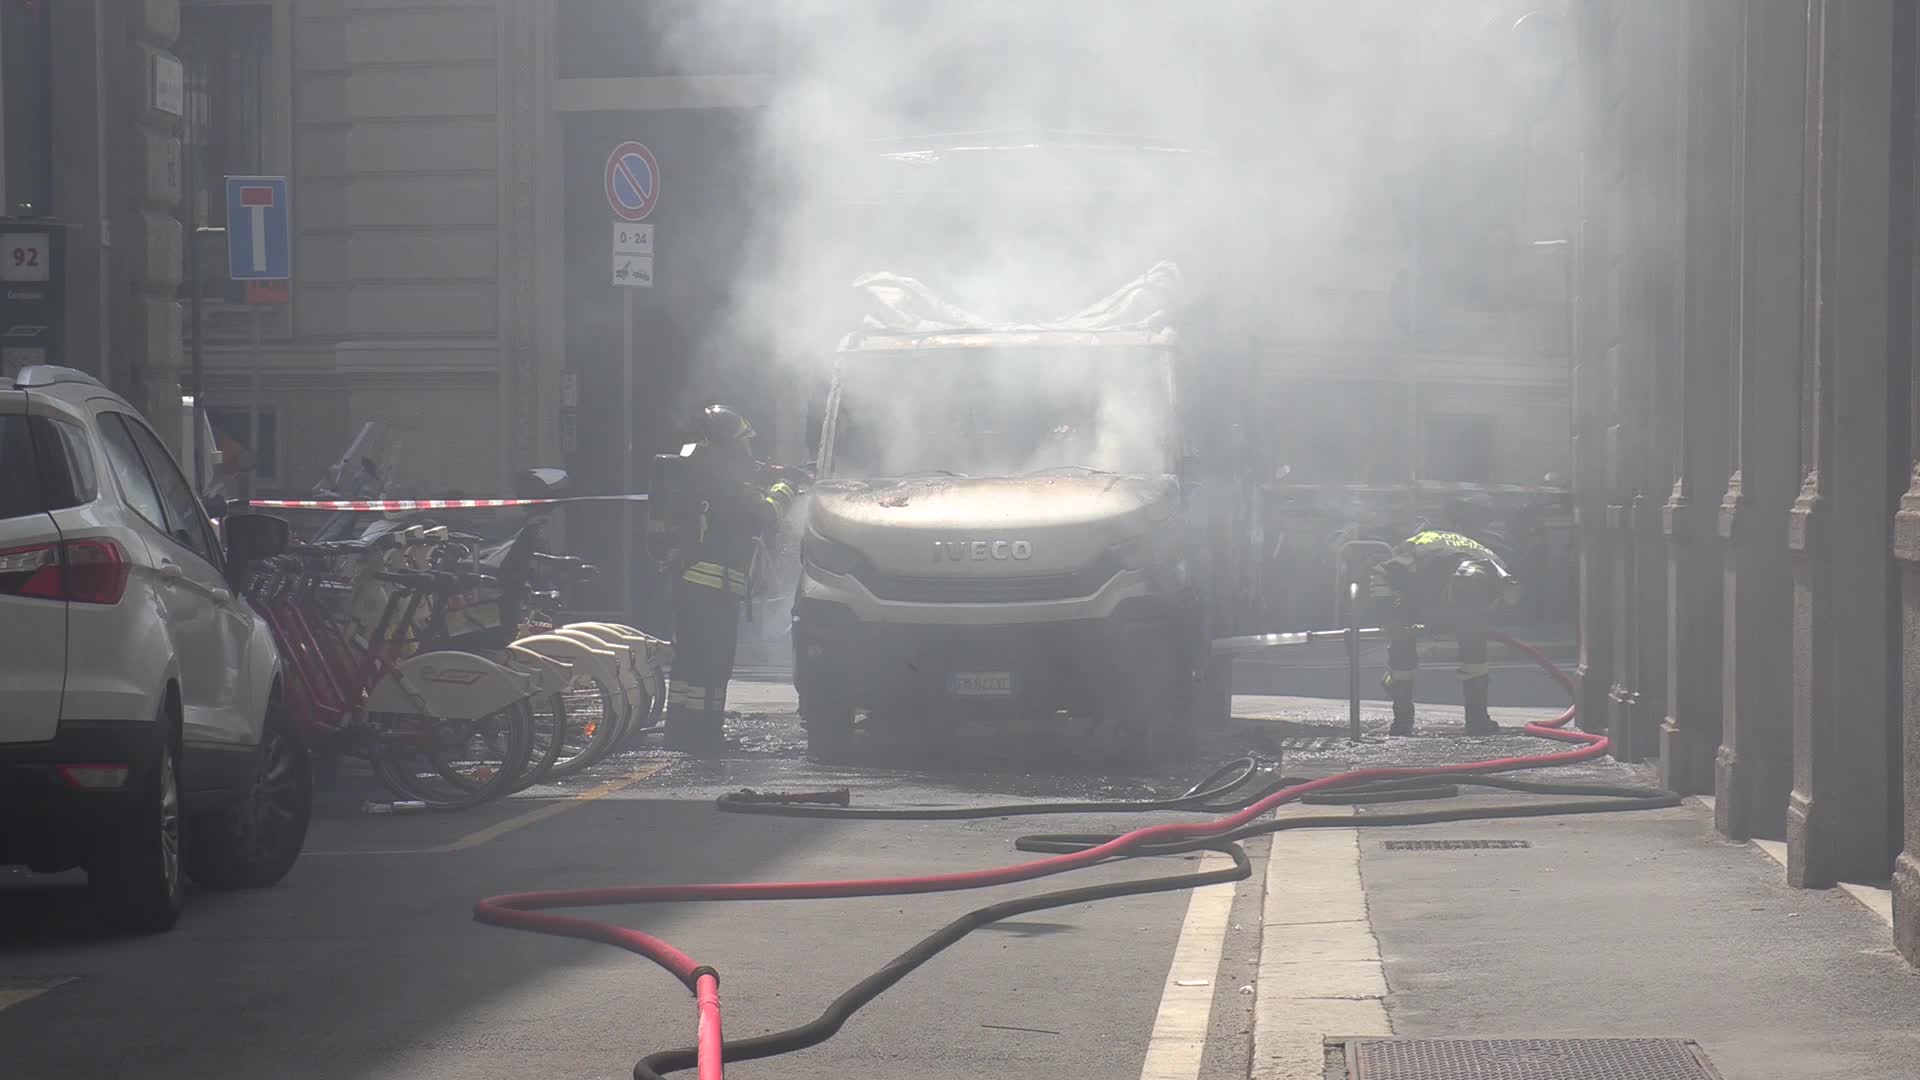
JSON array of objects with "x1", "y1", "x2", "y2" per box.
[{"x1": 826, "y1": 347, "x2": 1176, "y2": 480}]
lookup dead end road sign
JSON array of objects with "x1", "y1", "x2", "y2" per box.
[{"x1": 225, "y1": 176, "x2": 290, "y2": 281}]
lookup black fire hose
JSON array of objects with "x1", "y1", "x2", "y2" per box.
[{"x1": 641, "y1": 776, "x2": 1678, "y2": 1080}]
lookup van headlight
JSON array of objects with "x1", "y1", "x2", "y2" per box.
[{"x1": 802, "y1": 529, "x2": 865, "y2": 577}]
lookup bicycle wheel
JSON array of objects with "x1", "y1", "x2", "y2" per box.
[
  {"x1": 505, "y1": 690, "x2": 570, "y2": 793},
  {"x1": 368, "y1": 703, "x2": 533, "y2": 810},
  {"x1": 610, "y1": 671, "x2": 663, "y2": 750},
  {"x1": 543, "y1": 670, "x2": 625, "y2": 779}
]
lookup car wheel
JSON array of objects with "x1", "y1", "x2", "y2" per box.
[
  {"x1": 1108, "y1": 634, "x2": 1195, "y2": 773},
  {"x1": 795, "y1": 646, "x2": 856, "y2": 761},
  {"x1": 89, "y1": 712, "x2": 185, "y2": 933},
  {"x1": 803, "y1": 698, "x2": 855, "y2": 761},
  {"x1": 1192, "y1": 655, "x2": 1233, "y2": 732},
  {"x1": 186, "y1": 700, "x2": 313, "y2": 890}
]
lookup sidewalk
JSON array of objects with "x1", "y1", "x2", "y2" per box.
[{"x1": 1246, "y1": 708, "x2": 1916, "y2": 1080}]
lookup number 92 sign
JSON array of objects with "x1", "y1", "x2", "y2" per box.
[{"x1": 1, "y1": 232, "x2": 50, "y2": 284}]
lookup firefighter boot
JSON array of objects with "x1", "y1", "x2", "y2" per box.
[
  {"x1": 1462, "y1": 676, "x2": 1499, "y2": 735},
  {"x1": 663, "y1": 706, "x2": 700, "y2": 751},
  {"x1": 1385, "y1": 632, "x2": 1419, "y2": 736},
  {"x1": 665, "y1": 707, "x2": 727, "y2": 754},
  {"x1": 1389, "y1": 684, "x2": 1416, "y2": 736}
]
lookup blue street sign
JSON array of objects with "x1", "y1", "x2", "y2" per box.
[{"x1": 224, "y1": 175, "x2": 291, "y2": 281}]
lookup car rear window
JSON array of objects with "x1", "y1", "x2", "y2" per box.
[
  {"x1": 0, "y1": 415, "x2": 43, "y2": 520},
  {"x1": 0, "y1": 413, "x2": 93, "y2": 521}
]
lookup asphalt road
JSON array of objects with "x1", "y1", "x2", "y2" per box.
[{"x1": 2, "y1": 683, "x2": 1295, "y2": 1080}]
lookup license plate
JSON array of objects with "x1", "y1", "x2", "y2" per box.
[{"x1": 947, "y1": 671, "x2": 1015, "y2": 697}]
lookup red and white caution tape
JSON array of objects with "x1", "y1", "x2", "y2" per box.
[{"x1": 248, "y1": 494, "x2": 649, "y2": 512}]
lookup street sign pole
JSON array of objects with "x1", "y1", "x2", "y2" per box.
[
  {"x1": 605, "y1": 141, "x2": 658, "y2": 622},
  {"x1": 248, "y1": 306, "x2": 264, "y2": 500},
  {"x1": 222, "y1": 174, "x2": 291, "y2": 500},
  {"x1": 622, "y1": 287, "x2": 636, "y2": 621}
]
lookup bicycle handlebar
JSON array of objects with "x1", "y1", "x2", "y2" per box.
[{"x1": 373, "y1": 568, "x2": 500, "y2": 594}]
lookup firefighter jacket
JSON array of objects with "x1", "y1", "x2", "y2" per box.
[
  {"x1": 1368, "y1": 529, "x2": 1509, "y2": 604},
  {"x1": 677, "y1": 449, "x2": 796, "y2": 597}
]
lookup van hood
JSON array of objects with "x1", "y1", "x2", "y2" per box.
[{"x1": 808, "y1": 473, "x2": 1177, "y2": 576}]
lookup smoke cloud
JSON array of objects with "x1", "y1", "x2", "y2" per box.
[{"x1": 653, "y1": 0, "x2": 1573, "y2": 474}]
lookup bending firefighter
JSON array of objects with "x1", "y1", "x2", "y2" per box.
[
  {"x1": 1368, "y1": 514, "x2": 1516, "y2": 737},
  {"x1": 648, "y1": 405, "x2": 797, "y2": 753}
]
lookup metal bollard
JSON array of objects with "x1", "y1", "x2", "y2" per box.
[{"x1": 1348, "y1": 581, "x2": 1362, "y2": 743}]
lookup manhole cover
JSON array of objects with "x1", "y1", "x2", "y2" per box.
[
  {"x1": 1381, "y1": 839, "x2": 1531, "y2": 851},
  {"x1": 1346, "y1": 1038, "x2": 1723, "y2": 1079}
]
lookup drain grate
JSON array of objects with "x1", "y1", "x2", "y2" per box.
[
  {"x1": 1346, "y1": 1038, "x2": 1723, "y2": 1079},
  {"x1": 1381, "y1": 839, "x2": 1531, "y2": 851},
  {"x1": 1278, "y1": 736, "x2": 1346, "y2": 751}
]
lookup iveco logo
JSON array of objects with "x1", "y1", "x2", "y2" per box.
[{"x1": 934, "y1": 539, "x2": 1033, "y2": 563}]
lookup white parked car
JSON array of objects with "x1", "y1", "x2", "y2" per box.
[{"x1": 0, "y1": 365, "x2": 308, "y2": 932}]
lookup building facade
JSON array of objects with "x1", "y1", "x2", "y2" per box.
[
  {"x1": 1571, "y1": 0, "x2": 1920, "y2": 962},
  {"x1": 3, "y1": 0, "x2": 1574, "y2": 617}
]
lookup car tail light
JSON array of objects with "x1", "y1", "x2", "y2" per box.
[
  {"x1": 0, "y1": 542, "x2": 64, "y2": 599},
  {"x1": 57, "y1": 764, "x2": 130, "y2": 789},
  {"x1": 0, "y1": 538, "x2": 129, "y2": 605},
  {"x1": 64, "y1": 538, "x2": 131, "y2": 605}
]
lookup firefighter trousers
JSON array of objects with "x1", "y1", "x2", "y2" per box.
[
  {"x1": 665, "y1": 575, "x2": 742, "y2": 750},
  {"x1": 1381, "y1": 605, "x2": 1492, "y2": 731}
]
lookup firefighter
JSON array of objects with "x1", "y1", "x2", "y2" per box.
[
  {"x1": 1368, "y1": 504, "x2": 1514, "y2": 737},
  {"x1": 661, "y1": 405, "x2": 797, "y2": 753}
]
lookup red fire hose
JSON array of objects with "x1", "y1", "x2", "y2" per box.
[{"x1": 473, "y1": 633, "x2": 1625, "y2": 1080}]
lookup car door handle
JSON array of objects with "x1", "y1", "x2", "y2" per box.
[{"x1": 159, "y1": 560, "x2": 184, "y2": 581}]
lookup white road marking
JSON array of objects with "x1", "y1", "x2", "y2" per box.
[
  {"x1": 1138, "y1": 850, "x2": 1239, "y2": 1080},
  {"x1": 1251, "y1": 810, "x2": 1390, "y2": 1080},
  {"x1": 1692, "y1": 795, "x2": 1895, "y2": 928}
]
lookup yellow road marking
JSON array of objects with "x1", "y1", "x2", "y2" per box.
[
  {"x1": 0, "y1": 979, "x2": 76, "y2": 1012},
  {"x1": 442, "y1": 763, "x2": 669, "y2": 852},
  {"x1": 306, "y1": 763, "x2": 672, "y2": 856}
]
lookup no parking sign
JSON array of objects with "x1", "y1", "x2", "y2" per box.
[{"x1": 605, "y1": 142, "x2": 660, "y2": 223}]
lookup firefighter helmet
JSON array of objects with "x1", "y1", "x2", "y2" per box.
[
  {"x1": 699, "y1": 404, "x2": 755, "y2": 446},
  {"x1": 1440, "y1": 559, "x2": 1499, "y2": 610}
]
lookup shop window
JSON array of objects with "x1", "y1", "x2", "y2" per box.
[
  {"x1": 207, "y1": 405, "x2": 277, "y2": 486},
  {"x1": 178, "y1": 3, "x2": 272, "y2": 305},
  {"x1": 0, "y1": 0, "x2": 52, "y2": 217}
]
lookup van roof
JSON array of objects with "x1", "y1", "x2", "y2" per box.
[{"x1": 838, "y1": 327, "x2": 1178, "y2": 353}]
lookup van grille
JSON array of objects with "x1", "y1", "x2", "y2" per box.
[{"x1": 855, "y1": 562, "x2": 1119, "y2": 603}]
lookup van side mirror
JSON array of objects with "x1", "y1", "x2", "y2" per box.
[{"x1": 223, "y1": 512, "x2": 290, "y2": 574}]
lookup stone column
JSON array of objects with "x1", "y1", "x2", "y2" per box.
[
  {"x1": 334, "y1": 3, "x2": 506, "y2": 492},
  {"x1": 498, "y1": 0, "x2": 541, "y2": 476},
  {"x1": 1888, "y1": 0, "x2": 1920, "y2": 968},
  {"x1": 1571, "y1": 0, "x2": 1616, "y2": 739},
  {"x1": 48, "y1": 1, "x2": 110, "y2": 384},
  {"x1": 1788, "y1": 0, "x2": 1899, "y2": 889},
  {"x1": 1715, "y1": 0, "x2": 1806, "y2": 842},
  {"x1": 1662, "y1": 0, "x2": 1737, "y2": 793},
  {"x1": 1898, "y1": 471, "x2": 1920, "y2": 958},
  {"x1": 124, "y1": 0, "x2": 185, "y2": 449},
  {"x1": 1609, "y1": 0, "x2": 1680, "y2": 764}
]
